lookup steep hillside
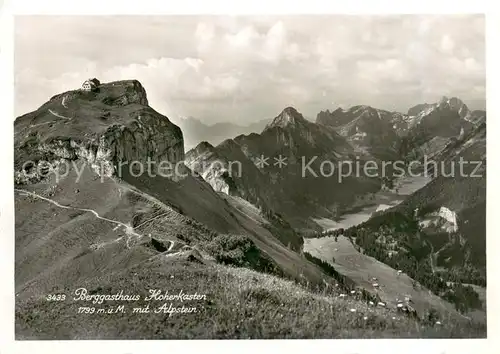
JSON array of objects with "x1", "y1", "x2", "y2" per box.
[
  {"x1": 468, "y1": 110, "x2": 486, "y2": 126},
  {"x1": 186, "y1": 107, "x2": 381, "y2": 231},
  {"x1": 304, "y1": 235, "x2": 463, "y2": 319},
  {"x1": 403, "y1": 122, "x2": 486, "y2": 270},
  {"x1": 183, "y1": 140, "x2": 305, "y2": 250}
]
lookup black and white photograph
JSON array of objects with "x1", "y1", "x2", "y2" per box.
[{"x1": 2, "y1": 2, "x2": 496, "y2": 348}]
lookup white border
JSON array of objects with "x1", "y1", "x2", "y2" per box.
[
  {"x1": 4, "y1": 0, "x2": 493, "y2": 14},
  {"x1": 1, "y1": 0, "x2": 499, "y2": 353}
]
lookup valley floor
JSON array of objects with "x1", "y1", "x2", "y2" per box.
[{"x1": 311, "y1": 175, "x2": 432, "y2": 231}]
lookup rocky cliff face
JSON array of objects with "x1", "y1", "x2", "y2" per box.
[
  {"x1": 14, "y1": 80, "x2": 184, "y2": 183},
  {"x1": 361, "y1": 96, "x2": 481, "y2": 162},
  {"x1": 185, "y1": 138, "x2": 276, "y2": 213},
  {"x1": 184, "y1": 141, "x2": 237, "y2": 195}
]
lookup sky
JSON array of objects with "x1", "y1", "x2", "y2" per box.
[{"x1": 15, "y1": 15, "x2": 486, "y2": 125}]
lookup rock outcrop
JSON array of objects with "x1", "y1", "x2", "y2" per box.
[{"x1": 184, "y1": 141, "x2": 237, "y2": 195}]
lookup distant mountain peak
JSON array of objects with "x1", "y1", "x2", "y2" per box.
[
  {"x1": 197, "y1": 141, "x2": 215, "y2": 150},
  {"x1": 217, "y1": 138, "x2": 242, "y2": 150},
  {"x1": 438, "y1": 96, "x2": 464, "y2": 107},
  {"x1": 439, "y1": 96, "x2": 449, "y2": 104},
  {"x1": 407, "y1": 96, "x2": 470, "y2": 121},
  {"x1": 352, "y1": 104, "x2": 372, "y2": 111},
  {"x1": 266, "y1": 106, "x2": 308, "y2": 129}
]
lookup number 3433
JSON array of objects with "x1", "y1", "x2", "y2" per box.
[{"x1": 46, "y1": 294, "x2": 66, "y2": 301}]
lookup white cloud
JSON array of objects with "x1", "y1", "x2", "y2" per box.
[
  {"x1": 441, "y1": 34, "x2": 455, "y2": 53},
  {"x1": 356, "y1": 58, "x2": 412, "y2": 85},
  {"x1": 195, "y1": 22, "x2": 215, "y2": 52},
  {"x1": 262, "y1": 21, "x2": 286, "y2": 61},
  {"x1": 448, "y1": 57, "x2": 484, "y2": 78},
  {"x1": 225, "y1": 26, "x2": 260, "y2": 48},
  {"x1": 417, "y1": 18, "x2": 433, "y2": 36},
  {"x1": 15, "y1": 15, "x2": 486, "y2": 123}
]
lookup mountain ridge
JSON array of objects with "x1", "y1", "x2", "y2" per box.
[{"x1": 13, "y1": 79, "x2": 485, "y2": 338}]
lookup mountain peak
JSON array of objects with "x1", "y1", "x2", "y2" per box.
[
  {"x1": 14, "y1": 78, "x2": 185, "y2": 180},
  {"x1": 408, "y1": 96, "x2": 470, "y2": 119},
  {"x1": 436, "y1": 96, "x2": 470, "y2": 119},
  {"x1": 439, "y1": 96, "x2": 449, "y2": 104},
  {"x1": 437, "y1": 96, "x2": 464, "y2": 108},
  {"x1": 197, "y1": 141, "x2": 215, "y2": 150},
  {"x1": 96, "y1": 79, "x2": 149, "y2": 106},
  {"x1": 445, "y1": 96, "x2": 465, "y2": 108},
  {"x1": 266, "y1": 106, "x2": 308, "y2": 129}
]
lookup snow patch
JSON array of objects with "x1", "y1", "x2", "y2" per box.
[
  {"x1": 375, "y1": 204, "x2": 392, "y2": 212},
  {"x1": 418, "y1": 206, "x2": 458, "y2": 233},
  {"x1": 438, "y1": 206, "x2": 458, "y2": 232}
]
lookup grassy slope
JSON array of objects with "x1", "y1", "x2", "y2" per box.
[
  {"x1": 14, "y1": 160, "x2": 340, "y2": 333},
  {"x1": 303, "y1": 236, "x2": 461, "y2": 318},
  {"x1": 119, "y1": 167, "x2": 322, "y2": 282},
  {"x1": 15, "y1": 161, "x2": 213, "y2": 299},
  {"x1": 15, "y1": 258, "x2": 485, "y2": 339},
  {"x1": 15, "y1": 160, "x2": 486, "y2": 338}
]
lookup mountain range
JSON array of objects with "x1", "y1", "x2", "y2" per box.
[
  {"x1": 173, "y1": 116, "x2": 271, "y2": 151},
  {"x1": 13, "y1": 79, "x2": 486, "y2": 338},
  {"x1": 186, "y1": 97, "x2": 485, "y2": 229}
]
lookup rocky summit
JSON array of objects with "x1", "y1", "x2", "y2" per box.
[{"x1": 14, "y1": 80, "x2": 184, "y2": 183}]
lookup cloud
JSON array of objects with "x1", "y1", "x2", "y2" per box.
[
  {"x1": 195, "y1": 22, "x2": 215, "y2": 44},
  {"x1": 440, "y1": 35, "x2": 455, "y2": 53},
  {"x1": 15, "y1": 15, "x2": 485, "y2": 123},
  {"x1": 356, "y1": 58, "x2": 412, "y2": 84},
  {"x1": 225, "y1": 26, "x2": 260, "y2": 48},
  {"x1": 261, "y1": 21, "x2": 286, "y2": 61}
]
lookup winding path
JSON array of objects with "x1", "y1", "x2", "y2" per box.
[
  {"x1": 14, "y1": 188, "x2": 179, "y2": 253},
  {"x1": 48, "y1": 109, "x2": 72, "y2": 121},
  {"x1": 24, "y1": 107, "x2": 71, "y2": 130},
  {"x1": 29, "y1": 121, "x2": 55, "y2": 128}
]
